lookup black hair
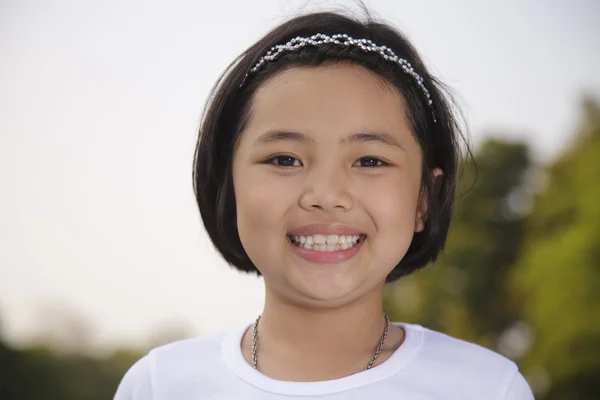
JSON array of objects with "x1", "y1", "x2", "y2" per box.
[{"x1": 193, "y1": 10, "x2": 465, "y2": 282}]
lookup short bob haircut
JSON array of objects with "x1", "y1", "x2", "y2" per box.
[{"x1": 193, "y1": 11, "x2": 463, "y2": 283}]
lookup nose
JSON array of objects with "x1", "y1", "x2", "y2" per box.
[{"x1": 298, "y1": 161, "x2": 353, "y2": 211}]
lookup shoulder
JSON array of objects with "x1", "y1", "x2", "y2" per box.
[
  {"x1": 408, "y1": 323, "x2": 516, "y2": 371},
  {"x1": 401, "y1": 323, "x2": 534, "y2": 399},
  {"x1": 113, "y1": 331, "x2": 228, "y2": 400},
  {"x1": 149, "y1": 330, "x2": 226, "y2": 366}
]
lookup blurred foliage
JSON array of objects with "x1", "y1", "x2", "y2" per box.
[
  {"x1": 512, "y1": 97, "x2": 600, "y2": 399},
  {"x1": 1, "y1": 97, "x2": 598, "y2": 399},
  {"x1": 385, "y1": 96, "x2": 600, "y2": 399},
  {"x1": 0, "y1": 339, "x2": 143, "y2": 400}
]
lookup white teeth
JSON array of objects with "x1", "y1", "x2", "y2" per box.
[
  {"x1": 313, "y1": 234, "x2": 326, "y2": 244},
  {"x1": 326, "y1": 235, "x2": 338, "y2": 244},
  {"x1": 289, "y1": 233, "x2": 363, "y2": 252}
]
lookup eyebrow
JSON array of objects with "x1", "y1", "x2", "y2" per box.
[
  {"x1": 253, "y1": 130, "x2": 315, "y2": 146},
  {"x1": 344, "y1": 132, "x2": 404, "y2": 149},
  {"x1": 253, "y1": 130, "x2": 404, "y2": 150}
]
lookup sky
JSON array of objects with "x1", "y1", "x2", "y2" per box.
[{"x1": 1, "y1": 0, "x2": 599, "y2": 352}]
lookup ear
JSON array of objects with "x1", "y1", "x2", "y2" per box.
[{"x1": 414, "y1": 168, "x2": 444, "y2": 233}]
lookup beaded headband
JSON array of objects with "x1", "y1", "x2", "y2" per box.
[{"x1": 243, "y1": 33, "x2": 436, "y2": 121}]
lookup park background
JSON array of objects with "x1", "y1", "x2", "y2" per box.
[{"x1": 1, "y1": 0, "x2": 599, "y2": 398}]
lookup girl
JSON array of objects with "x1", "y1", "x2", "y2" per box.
[{"x1": 115, "y1": 11, "x2": 534, "y2": 399}]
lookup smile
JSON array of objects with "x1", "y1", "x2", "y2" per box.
[
  {"x1": 287, "y1": 233, "x2": 367, "y2": 264},
  {"x1": 288, "y1": 234, "x2": 365, "y2": 252}
]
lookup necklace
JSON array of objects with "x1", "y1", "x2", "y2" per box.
[{"x1": 251, "y1": 314, "x2": 390, "y2": 372}]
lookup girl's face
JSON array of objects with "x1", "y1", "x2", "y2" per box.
[{"x1": 232, "y1": 64, "x2": 430, "y2": 308}]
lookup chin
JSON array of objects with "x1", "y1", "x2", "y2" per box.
[{"x1": 286, "y1": 269, "x2": 371, "y2": 307}]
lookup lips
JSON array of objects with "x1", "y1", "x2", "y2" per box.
[
  {"x1": 286, "y1": 224, "x2": 367, "y2": 263},
  {"x1": 287, "y1": 223, "x2": 365, "y2": 237},
  {"x1": 287, "y1": 234, "x2": 365, "y2": 252},
  {"x1": 288, "y1": 235, "x2": 365, "y2": 263}
]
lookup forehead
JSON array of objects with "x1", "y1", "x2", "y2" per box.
[{"x1": 243, "y1": 64, "x2": 412, "y2": 141}]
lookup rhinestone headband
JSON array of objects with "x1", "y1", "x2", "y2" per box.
[{"x1": 244, "y1": 33, "x2": 435, "y2": 120}]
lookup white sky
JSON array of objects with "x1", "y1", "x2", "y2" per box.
[{"x1": 1, "y1": 0, "x2": 599, "y2": 352}]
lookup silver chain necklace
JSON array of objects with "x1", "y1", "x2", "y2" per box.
[{"x1": 251, "y1": 314, "x2": 390, "y2": 371}]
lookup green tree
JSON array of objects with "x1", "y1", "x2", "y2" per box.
[
  {"x1": 513, "y1": 97, "x2": 600, "y2": 399},
  {"x1": 0, "y1": 337, "x2": 143, "y2": 400},
  {"x1": 385, "y1": 137, "x2": 533, "y2": 348}
]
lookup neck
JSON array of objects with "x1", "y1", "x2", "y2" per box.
[
  {"x1": 241, "y1": 283, "x2": 405, "y2": 381},
  {"x1": 257, "y1": 283, "x2": 388, "y2": 359}
]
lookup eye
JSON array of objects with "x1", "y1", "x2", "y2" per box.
[
  {"x1": 353, "y1": 157, "x2": 388, "y2": 168},
  {"x1": 266, "y1": 155, "x2": 302, "y2": 167}
]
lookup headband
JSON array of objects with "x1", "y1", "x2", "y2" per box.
[{"x1": 243, "y1": 33, "x2": 435, "y2": 121}]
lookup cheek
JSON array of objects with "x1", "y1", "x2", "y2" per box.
[
  {"x1": 234, "y1": 168, "x2": 295, "y2": 265},
  {"x1": 235, "y1": 178, "x2": 273, "y2": 239},
  {"x1": 360, "y1": 175, "x2": 420, "y2": 245}
]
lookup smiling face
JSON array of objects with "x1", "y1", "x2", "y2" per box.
[{"x1": 232, "y1": 63, "x2": 428, "y2": 308}]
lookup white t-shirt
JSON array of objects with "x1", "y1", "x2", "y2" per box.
[{"x1": 114, "y1": 322, "x2": 534, "y2": 399}]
